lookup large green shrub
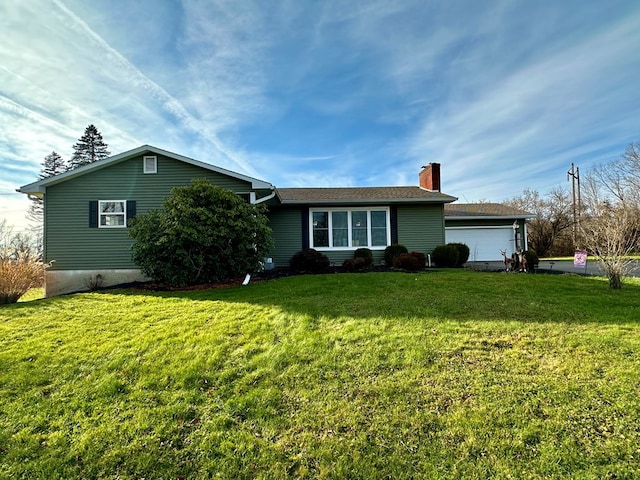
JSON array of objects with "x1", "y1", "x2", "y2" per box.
[
  {"x1": 290, "y1": 249, "x2": 330, "y2": 273},
  {"x1": 129, "y1": 179, "x2": 273, "y2": 287},
  {"x1": 449, "y1": 243, "x2": 470, "y2": 267},
  {"x1": 431, "y1": 244, "x2": 459, "y2": 268},
  {"x1": 384, "y1": 244, "x2": 408, "y2": 266}
]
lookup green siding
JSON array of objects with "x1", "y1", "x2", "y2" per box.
[
  {"x1": 267, "y1": 207, "x2": 303, "y2": 267},
  {"x1": 44, "y1": 153, "x2": 450, "y2": 271},
  {"x1": 44, "y1": 154, "x2": 253, "y2": 270},
  {"x1": 396, "y1": 204, "x2": 445, "y2": 254},
  {"x1": 320, "y1": 250, "x2": 385, "y2": 266},
  {"x1": 268, "y1": 204, "x2": 445, "y2": 267}
]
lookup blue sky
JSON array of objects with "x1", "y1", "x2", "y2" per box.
[{"x1": 2, "y1": 0, "x2": 640, "y2": 232}]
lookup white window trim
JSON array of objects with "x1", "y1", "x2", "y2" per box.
[
  {"x1": 143, "y1": 155, "x2": 157, "y2": 174},
  {"x1": 98, "y1": 200, "x2": 127, "y2": 228},
  {"x1": 309, "y1": 207, "x2": 391, "y2": 250}
]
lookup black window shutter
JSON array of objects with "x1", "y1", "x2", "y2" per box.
[
  {"x1": 89, "y1": 201, "x2": 98, "y2": 228},
  {"x1": 390, "y1": 206, "x2": 398, "y2": 244},
  {"x1": 126, "y1": 200, "x2": 136, "y2": 226},
  {"x1": 301, "y1": 207, "x2": 309, "y2": 250}
]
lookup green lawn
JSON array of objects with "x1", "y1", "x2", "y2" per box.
[{"x1": 1, "y1": 271, "x2": 640, "y2": 479}]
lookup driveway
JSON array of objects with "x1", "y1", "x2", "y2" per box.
[{"x1": 466, "y1": 260, "x2": 640, "y2": 277}]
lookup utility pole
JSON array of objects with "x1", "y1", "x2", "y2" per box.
[{"x1": 567, "y1": 163, "x2": 581, "y2": 244}]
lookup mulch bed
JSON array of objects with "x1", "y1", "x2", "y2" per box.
[{"x1": 114, "y1": 265, "x2": 397, "y2": 292}]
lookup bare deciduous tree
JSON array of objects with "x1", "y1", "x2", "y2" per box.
[
  {"x1": 578, "y1": 139, "x2": 640, "y2": 289},
  {"x1": 580, "y1": 203, "x2": 639, "y2": 289},
  {"x1": 584, "y1": 140, "x2": 640, "y2": 210},
  {"x1": 503, "y1": 187, "x2": 573, "y2": 256}
]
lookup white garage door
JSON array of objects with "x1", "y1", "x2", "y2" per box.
[{"x1": 446, "y1": 227, "x2": 515, "y2": 262}]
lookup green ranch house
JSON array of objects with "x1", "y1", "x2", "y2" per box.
[{"x1": 18, "y1": 145, "x2": 531, "y2": 296}]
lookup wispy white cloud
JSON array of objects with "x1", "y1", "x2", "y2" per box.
[
  {"x1": 0, "y1": 0, "x2": 272, "y2": 229},
  {"x1": 403, "y1": 3, "x2": 640, "y2": 200},
  {"x1": 1, "y1": 0, "x2": 262, "y2": 182},
  {"x1": 54, "y1": 0, "x2": 263, "y2": 174}
]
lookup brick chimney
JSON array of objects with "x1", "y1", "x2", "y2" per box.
[{"x1": 419, "y1": 163, "x2": 441, "y2": 191}]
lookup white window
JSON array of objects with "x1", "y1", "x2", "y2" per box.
[
  {"x1": 310, "y1": 208, "x2": 390, "y2": 250},
  {"x1": 143, "y1": 155, "x2": 157, "y2": 174},
  {"x1": 99, "y1": 200, "x2": 126, "y2": 228}
]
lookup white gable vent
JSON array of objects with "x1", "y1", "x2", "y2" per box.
[{"x1": 143, "y1": 155, "x2": 157, "y2": 174}]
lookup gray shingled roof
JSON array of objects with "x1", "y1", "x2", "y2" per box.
[
  {"x1": 445, "y1": 203, "x2": 534, "y2": 218},
  {"x1": 275, "y1": 187, "x2": 457, "y2": 205}
]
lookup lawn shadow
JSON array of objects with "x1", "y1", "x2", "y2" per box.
[{"x1": 105, "y1": 270, "x2": 640, "y2": 326}]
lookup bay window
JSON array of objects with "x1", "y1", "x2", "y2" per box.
[{"x1": 310, "y1": 208, "x2": 390, "y2": 249}]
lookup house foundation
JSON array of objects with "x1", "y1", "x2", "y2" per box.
[{"x1": 45, "y1": 269, "x2": 149, "y2": 297}]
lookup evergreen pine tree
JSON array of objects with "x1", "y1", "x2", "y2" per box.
[
  {"x1": 67, "y1": 124, "x2": 110, "y2": 170},
  {"x1": 38, "y1": 151, "x2": 67, "y2": 180},
  {"x1": 27, "y1": 151, "x2": 67, "y2": 250}
]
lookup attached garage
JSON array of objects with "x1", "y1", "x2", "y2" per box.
[
  {"x1": 446, "y1": 226, "x2": 515, "y2": 261},
  {"x1": 444, "y1": 203, "x2": 534, "y2": 263}
]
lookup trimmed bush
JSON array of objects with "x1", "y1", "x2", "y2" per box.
[
  {"x1": 449, "y1": 243, "x2": 470, "y2": 267},
  {"x1": 290, "y1": 249, "x2": 330, "y2": 273},
  {"x1": 431, "y1": 244, "x2": 459, "y2": 268},
  {"x1": 393, "y1": 253, "x2": 423, "y2": 272},
  {"x1": 342, "y1": 257, "x2": 369, "y2": 272},
  {"x1": 353, "y1": 248, "x2": 373, "y2": 267},
  {"x1": 409, "y1": 251, "x2": 427, "y2": 268},
  {"x1": 524, "y1": 250, "x2": 539, "y2": 271},
  {"x1": 384, "y1": 244, "x2": 408, "y2": 266}
]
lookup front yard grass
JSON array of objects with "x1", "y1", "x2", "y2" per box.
[{"x1": 1, "y1": 271, "x2": 639, "y2": 479}]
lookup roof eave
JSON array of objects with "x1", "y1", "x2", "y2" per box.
[
  {"x1": 445, "y1": 214, "x2": 535, "y2": 220},
  {"x1": 16, "y1": 184, "x2": 46, "y2": 195},
  {"x1": 280, "y1": 196, "x2": 458, "y2": 205}
]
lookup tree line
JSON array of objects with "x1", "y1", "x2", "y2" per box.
[
  {"x1": 27, "y1": 124, "x2": 110, "y2": 239},
  {"x1": 0, "y1": 125, "x2": 110, "y2": 302},
  {"x1": 504, "y1": 139, "x2": 640, "y2": 288}
]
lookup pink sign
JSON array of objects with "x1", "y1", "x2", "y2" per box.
[{"x1": 574, "y1": 250, "x2": 588, "y2": 269}]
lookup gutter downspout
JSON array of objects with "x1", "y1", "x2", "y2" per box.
[
  {"x1": 248, "y1": 188, "x2": 276, "y2": 280},
  {"x1": 253, "y1": 187, "x2": 276, "y2": 204}
]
